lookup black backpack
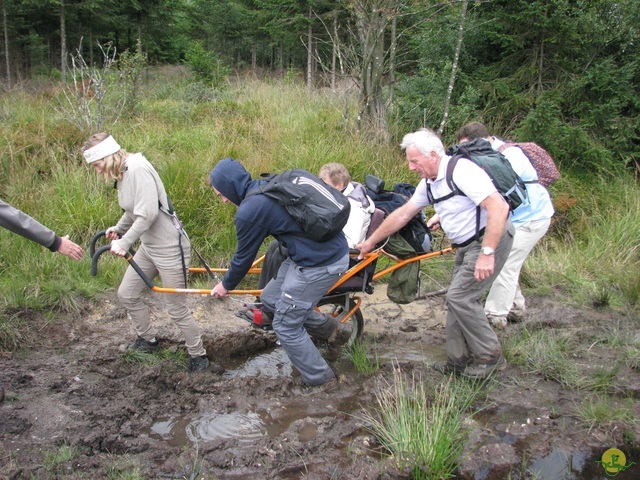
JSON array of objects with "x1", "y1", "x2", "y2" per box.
[
  {"x1": 365, "y1": 177, "x2": 432, "y2": 254},
  {"x1": 245, "y1": 169, "x2": 351, "y2": 242},
  {"x1": 431, "y1": 138, "x2": 528, "y2": 211}
]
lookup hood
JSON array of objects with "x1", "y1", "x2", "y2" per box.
[
  {"x1": 209, "y1": 158, "x2": 255, "y2": 206},
  {"x1": 346, "y1": 182, "x2": 373, "y2": 210}
]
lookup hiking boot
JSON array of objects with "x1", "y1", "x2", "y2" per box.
[
  {"x1": 235, "y1": 306, "x2": 274, "y2": 329},
  {"x1": 487, "y1": 314, "x2": 508, "y2": 330},
  {"x1": 462, "y1": 356, "x2": 507, "y2": 379},
  {"x1": 507, "y1": 309, "x2": 525, "y2": 323},
  {"x1": 127, "y1": 336, "x2": 159, "y2": 353},
  {"x1": 432, "y1": 361, "x2": 465, "y2": 375},
  {"x1": 324, "y1": 323, "x2": 353, "y2": 362},
  {"x1": 189, "y1": 355, "x2": 210, "y2": 372},
  {"x1": 298, "y1": 378, "x2": 340, "y2": 396}
]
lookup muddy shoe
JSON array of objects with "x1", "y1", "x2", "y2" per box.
[
  {"x1": 127, "y1": 336, "x2": 159, "y2": 353},
  {"x1": 324, "y1": 323, "x2": 352, "y2": 362},
  {"x1": 298, "y1": 378, "x2": 340, "y2": 396},
  {"x1": 189, "y1": 355, "x2": 210, "y2": 373},
  {"x1": 432, "y1": 361, "x2": 465, "y2": 375},
  {"x1": 487, "y1": 314, "x2": 508, "y2": 330},
  {"x1": 507, "y1": 309, "x2": 525, "y2": 323},
  {"x1": 462, "y1": 356, "x2": 507, "y2": 379}
]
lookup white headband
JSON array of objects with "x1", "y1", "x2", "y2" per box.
[{"x1": 83, "y1": 136, "x2": 122, "y2": 164}]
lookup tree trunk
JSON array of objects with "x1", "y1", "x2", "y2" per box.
[
  {"x1": 387, "y1": 14, "x2": 396, "y2": 107},
  {"x1": 331, "y1": 12, "x2": 337, "y2": 91},
  {"x1": 306, "y1": 6, "x2": 313, "y2": 90},
  {"x1": 89, "y1": 26, "x2": 94, "y2": 66},
  {"x1": 437, "y1": 0, "x2": 468, "y2": 136},
  {"x1": 2, "y1": 0, "x2": 10, "y2": 87},
  {"x1": 354, "y1": 0, "x2": 391, "y2": 142},
  {"x1": 279, "y1": 43, "x2": 284, "y2": 75},
  {"x1": 252, "y1": 43, "x2": 257, "y2": 73},
  {"x1": 60, "y1": 0, "x2": 67, "y2": 81}
]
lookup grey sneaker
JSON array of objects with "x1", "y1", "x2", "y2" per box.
[
  {"x1": 462, "y1": 356, "x2": 507, "y2": 379},
  {"x1": 189, "y1": 355, "x2": 210, "y2": 372},
  {"x1": 325, "y1": 323, "x2": 353, "y2": 362},
  {"x1": 128, "y1": 336, "x2": 159, "y2": 353}
]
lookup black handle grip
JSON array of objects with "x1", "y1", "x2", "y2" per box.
[{"x1": 89, "y1": 230, "x2": 107, "y2": 258}]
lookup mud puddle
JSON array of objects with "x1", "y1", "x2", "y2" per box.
[{"x1": 1, "y1": 288, "x2": 639, "y2": 479}]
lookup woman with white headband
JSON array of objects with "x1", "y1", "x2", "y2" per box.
[{"x1": 82, "y1": 132, "x2": 213, "y2": 373}]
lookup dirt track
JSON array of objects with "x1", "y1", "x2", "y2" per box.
[{"x1": 1, "y1": 286, "x2": 639, "y2": 479}]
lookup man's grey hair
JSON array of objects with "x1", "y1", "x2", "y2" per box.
[{"x1": 400, "y1": 128, "x2": 445, "y2": 158}]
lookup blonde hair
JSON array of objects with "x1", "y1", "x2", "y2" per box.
[
  {"x1": 82, "y1": 132, "x2": 128, "y2": 181},
  {"x1": 318, "y1": 162, "x2": 351, "y2": 190}
]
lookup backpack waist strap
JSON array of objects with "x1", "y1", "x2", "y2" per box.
[{"x1": 451, "y1": 227, "x2": 485, "y2": 248}]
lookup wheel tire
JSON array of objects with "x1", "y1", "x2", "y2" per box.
[{"x1": 316, "y1": 295, "x2": 364, "y2": 346}]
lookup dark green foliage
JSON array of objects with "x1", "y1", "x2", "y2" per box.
[
  {"x1": 184, "y1": 43, "x2": 231, "y2": 87},
  {"x1": 394, "y1": 0, "x2": 640, "y2": 175}
]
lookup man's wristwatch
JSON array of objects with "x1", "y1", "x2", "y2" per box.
[{"x1": 481, "y1": 246, "x2": 495, "y2": 256}]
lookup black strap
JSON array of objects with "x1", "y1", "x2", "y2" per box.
[
  {"x1": 163, "y1": 196, "x2": 218, "y2": 282},
  {"x1": 451, "y1": 227, "x2": 486, "y2": 248}
]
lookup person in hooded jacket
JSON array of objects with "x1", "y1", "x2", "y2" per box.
[
  {"x1": 208, "y1": 158, "x2": 351, "y2": 391},
  {"x1": 248, "y1": 162, "x2": 374, "y2": 314}
]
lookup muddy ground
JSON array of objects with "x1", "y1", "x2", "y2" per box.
[{"x1": 1, "y1": 284, "x2": 639, "y2": 480}]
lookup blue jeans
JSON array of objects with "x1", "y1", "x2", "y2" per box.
[{"x1": 261, "y1": 254, "x2": 349, "y2": 386}]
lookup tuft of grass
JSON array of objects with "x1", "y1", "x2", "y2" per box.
[
  {"x1": 345, "y1": 338, "x2": 380, "y2": 375},
  {"x1": 573, "y1": 394, "x2": 638, "y2": 434},
  {"x1": 44, "y1": 444, "x2": 79, "y2": 476},
  {"x1": 505, "y1": 327, "x2": 585, "y2": 388},
  {"x1": 358, "y1": 366, "x2": 483, "y2": 480},
  {"x1": 0, "y1": 313, "x2": 34, "y2": 352},
  {"x1": 104, "y1": 454, "x2": 146, "y2": 480},
  {"x1": 123, "y1": 348, "x2": 189, "y2": 368}
]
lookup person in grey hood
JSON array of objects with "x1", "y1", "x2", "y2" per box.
[{"x1": 208, "y1": 158, "x2": 351, "y2": 391}]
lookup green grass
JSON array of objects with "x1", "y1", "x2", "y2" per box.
[
  {"x1": 358, "y1": 367, "x2": 484, "y2": 479},
  {"x1": 573, "y1": 394, "x2": 638, "y2": 437},
  {"x1": 345, "y1": 337, "x2": 380, "y2": 375},
  {"x1": 122, "y1": 348, "x2": 189, "y2": 368},
  {"x1": 43, "y1": 444, "x2": 80, "y2": 476}
]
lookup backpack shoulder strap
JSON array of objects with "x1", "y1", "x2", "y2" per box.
[{"x1": 428, "y1": 154, "x2": 462, "y2": 204}]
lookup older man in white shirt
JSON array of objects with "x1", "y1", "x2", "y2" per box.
[{"x1": 357, "y1": 128, "x2": 514, "y2": 379}]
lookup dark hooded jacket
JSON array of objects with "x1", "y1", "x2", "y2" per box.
[{"x1": 209, "y1": 158, "x2": 348, "y2": 291}]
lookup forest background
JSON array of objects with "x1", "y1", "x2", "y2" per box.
[{"x1": 0, "y1": 0, "x2": 639, "y2": 342}]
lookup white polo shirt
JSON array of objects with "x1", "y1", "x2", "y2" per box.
[{"x1": 410, "y1": 155, "x2": 498, "y2": 245}]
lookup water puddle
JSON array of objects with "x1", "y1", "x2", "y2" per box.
[
  {"x1": 377, "y1": 342, "x2": 445, "y2": 364},
  {"x1": 148, "y1": 411, "x2": 266, "y2": 448},
  {"x1": 222, "y1": 347, "x2": 292, "y2": 379}
]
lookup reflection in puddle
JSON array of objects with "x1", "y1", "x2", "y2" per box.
[
  {"x1": 377, "y1": 343, "x2": 445, "y2": 364},
  {"x1": 223, "y1": 347, "x2": 292, "y2": 379},
  {"x1": 148, "y1": 412, "x2": 265, "y2": 447},
  {"x1": 528, "y1": 449, "x2": 591, "y2": 480}
]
